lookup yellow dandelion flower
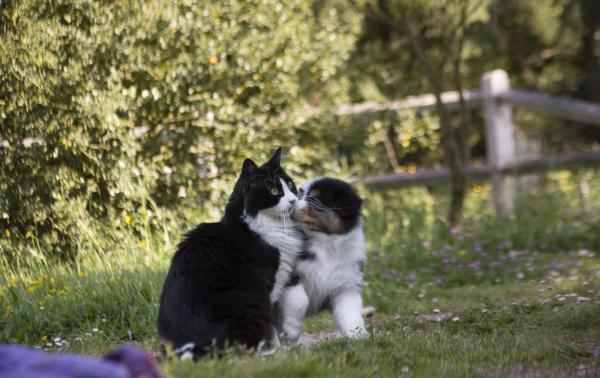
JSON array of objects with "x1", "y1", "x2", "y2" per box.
[
  {"x1": 208, "y1": 56, "x2": 218, "y2": 65},
  {"x1": 124, "y1": 214, "x2": 131, "y2": 225},
  {"x1": 10, "y1": 277, "x2": 18, "y2": 285},
  {"x1": 407, "y1": 164, "x2": 417, "y2": 174},
  {"x1": 472, "y1": 185, "x2": 483, "y2": 193},
  {"x1": 140, "y1": 239, "x2": 147, "y2": 248},
  {"x1": 40, "y1": 335, "x2": 48, "y2": 342},
  {"x1": 26, "y1": 287, "x2": 34, "y2": 293},
  {"x1": 252, "y1": 73, "x2": 261, "y2": 81},
  {"x1": 400, "y1": 138, "x2": 411, "y2": 148},
  {"x1": 78, "y1": 271, "x2": 85, "y2": 278},
  {"x1": 49, "y1": 288, "x2": 56, "y2": 295},
  {"x1": 5, "y1": 229, "x2": 10, "y2": 238}
]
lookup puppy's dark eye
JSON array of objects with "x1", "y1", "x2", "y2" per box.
[{"x1": 287, "y1": 181, "x2": 293, "y2": 189}]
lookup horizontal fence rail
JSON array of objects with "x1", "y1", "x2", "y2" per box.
[
  {"x1": 498, "y1": 89, "x2": 600, "y2": 127},
  {"x1": 353, "y1": 151, "x2": 600, "y2": 189},
  {"x1": 303, "y1": 85, "x2": 600, "y2": 128}
]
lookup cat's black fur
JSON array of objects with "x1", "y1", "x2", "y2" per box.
[{"x1": 157, "y1": 149, "x2": 297, "y2": 357}]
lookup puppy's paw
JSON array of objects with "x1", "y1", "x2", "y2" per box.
[{"x1": 344, "y1": 326, "x2": 369, "y2": 339}]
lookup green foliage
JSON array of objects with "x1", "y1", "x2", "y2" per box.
[
  {"x1": 0, "y1": 0, "x2": 360, "y2": 258},
  {"x1": 1, "y1": 0, "x2": 598, "y2": 257}
]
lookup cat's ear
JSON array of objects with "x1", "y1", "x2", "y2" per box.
[
  {"x1": 267, "y1": 147, "x2": 282, "y2": 167},
  {"x1": 242, "y1": 158, "x2": 258, "y2": 175}
]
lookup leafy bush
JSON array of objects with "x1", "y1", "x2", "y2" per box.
[{"x1": 0, "y1": 0, "x2": 360, "y2": 258}]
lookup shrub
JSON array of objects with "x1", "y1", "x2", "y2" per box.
[{"x1": 0, "y1": 0, "x2": 360, "y2": 259}]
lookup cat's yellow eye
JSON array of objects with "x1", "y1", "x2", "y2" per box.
[{"x1": 271, "y1": 187, "x2": 279, "y2": 196}]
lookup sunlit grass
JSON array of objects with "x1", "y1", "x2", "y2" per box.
[{"x1": 0, "y1": 169, "x2": 599, "y2": 376}]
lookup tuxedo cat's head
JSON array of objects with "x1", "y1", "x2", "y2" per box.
[
  {"x1": 229, "y1": 148, "x2": 298, "y2": 219},
  {"x1": 293, "y1": 177, "x2": 362, "y2": 234}
]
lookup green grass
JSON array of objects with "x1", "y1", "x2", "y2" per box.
[{"x1": 1, "y1": 170, "x2": 599, "y2": 377}]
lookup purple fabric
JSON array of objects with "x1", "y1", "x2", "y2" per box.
[{"x1": 0, "y1": 344, "x2": 162, "y2": 378}]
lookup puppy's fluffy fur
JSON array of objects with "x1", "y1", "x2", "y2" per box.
[{"x1": 279, "y1": 177, "x2": 367, "y2": 343}]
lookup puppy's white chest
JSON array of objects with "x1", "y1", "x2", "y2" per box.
[{"x1": 297, "y1": 228, "x2": 365, "y2": 313}]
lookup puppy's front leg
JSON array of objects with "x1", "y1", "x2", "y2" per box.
[
  {"x1": 279, "y1": 284, "x2": 309, "y2": 345},
  {"x1": 331, "y1": 290, "x2": 368, "y2": 338}
]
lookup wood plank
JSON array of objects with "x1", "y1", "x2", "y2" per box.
[
  {"x1": 297, "y1": 90, "x2": 482, "y2": 118},
  {"x1": 354, "y1": 151, "x2": 600, "y2": 189},
  {"x1": 498, "y1": 89, "x2": 600, "y2": 126}
]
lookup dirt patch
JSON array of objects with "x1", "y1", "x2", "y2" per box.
[{"x1": 297, "y1": 330, "x2": 343, "y2": 348}]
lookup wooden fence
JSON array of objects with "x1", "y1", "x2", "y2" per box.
[{"x1": 311, "y1": 69, "x2": 600, "y2": 217}]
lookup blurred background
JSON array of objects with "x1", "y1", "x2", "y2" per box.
[{"x1": 1, "y1": 0, "x2": 599, "y2": 259}]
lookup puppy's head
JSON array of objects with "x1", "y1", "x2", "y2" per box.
[{"x1": 292, "y1": 177, "x2": 362, "y2": 235}]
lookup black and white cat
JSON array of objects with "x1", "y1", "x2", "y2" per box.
[
  {"x1": 157, "y1": 148, "x2": 303, "y2": 358},
  {"x1": 279, "y1": 177, "x2": 368, "y2": 344}
]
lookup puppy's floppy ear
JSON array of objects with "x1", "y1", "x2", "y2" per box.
[
  {"x1": 242, "y1": 158, "x2": 258, "y2": 175},
  {"x1": 267, "y1": 147, "x2": 282, "y2": 167}
]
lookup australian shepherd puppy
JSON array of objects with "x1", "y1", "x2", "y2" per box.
[{"x1": 278, "y1": 177, "x2": 367, "y2": 344}]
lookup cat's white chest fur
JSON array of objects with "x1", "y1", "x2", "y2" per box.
[{"x1": 245, "y1": 212, "x2": 303, "y2": 303}]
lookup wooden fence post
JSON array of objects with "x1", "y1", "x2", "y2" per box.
[{"x1": 481, "y1": 70, "x2": 515, "y2": 217}]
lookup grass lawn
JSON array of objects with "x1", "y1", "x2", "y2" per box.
[{"x1": 1, "y1": 171, "x2": 599, "y2": 377}]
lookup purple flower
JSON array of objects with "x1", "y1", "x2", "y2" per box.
[
  {"x1": 496, "y1": 240, "x2": 510, "y2": 250},
  {"x1": 442, "y1": 257, "x2": 455, "y2": 265},
  {"x1": 546, "y1": 261, "x2": 567, "y2": 270},
  {"x1": 508, "y1": 251, "x2": 521, "y2": 261},
  {"x1": 473, "y1": 242, "x2": 483, "y2": 253},
  {"x1": 435, "y1": 278, "x2": 445, "y2": 286},
  {"x1": 491, "y1": 261, "x2": 502, "y2": 268},
  {"x1": 438, "y1": 245, "x2": 453, "y2": 255},
  {"x1": 407, "y1": 273, "x2": 416, "y2": 283},
  {"x1": 468, "y1": 261, "x2": 481, "y2": 270},
  {"x1": 422, "y1": 240, "x2": 431, "y2": 250}
]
